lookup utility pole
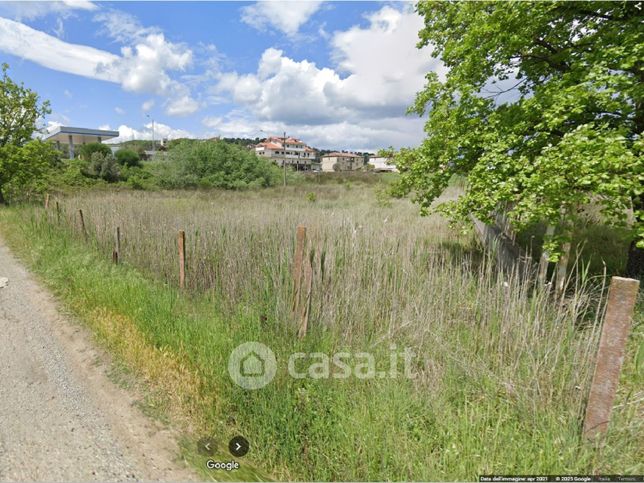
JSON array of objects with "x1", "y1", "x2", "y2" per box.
[{"x1": 146, "y1": 114, "x2": 156, "y2": 154}]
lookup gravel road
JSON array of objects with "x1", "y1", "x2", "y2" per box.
[{"x1": 0, "y1": 236, "x2": 197, "y2": 482}]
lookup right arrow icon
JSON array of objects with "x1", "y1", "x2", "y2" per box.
[{"x1": 228, "y1": 435, "x2": 249, "y2": 457}]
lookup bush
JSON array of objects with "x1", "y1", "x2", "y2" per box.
[
  {"x1": 120, "y1": 165, "x2": 156, "y2": 190},
  {"x1": 0, "y1": 140, "x2": 60, "y2": 201},
  {"x1": 159, "y1": 139, "x2": 282, "y2": 189},
  {"x1": 84, "y1": 152, "x2": 120, "y2": 182},
  {"x1": 48, "y1": 158, "x2": 97, "y2": 188},
  {"x1": 79, "y1": 142, "x2": 112, "y2": 161},
  {"x1": 115, "y1": 149, "x2": 141, "y2": 167}
]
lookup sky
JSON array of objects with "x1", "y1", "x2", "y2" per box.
[{"x1": 0, "y1": 0, "x2": 445, "y2": 151}]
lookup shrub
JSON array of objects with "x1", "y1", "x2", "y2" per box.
[
  {"x1": 161, "y1": 139, "x2": 282, "y2": 189},
  {"x1": 84, "y1": 152, "x2": 120, "y2": 182},
  {"x1": 0, "y1": 140, "x2": 60, "y2": 201},
  {"x1": 115, "y1": 149, "x2": 141, "y2": 167},
  {"x1": 79, "y1": 142, "x2": 112, "y2": 161},
  {"x1": 49, "y1": 158, "x2": 97, "y2": 187}
]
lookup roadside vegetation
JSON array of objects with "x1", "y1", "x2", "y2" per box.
[
  {"x1": 0, "y1": 185, "x2": 641, "y2": 480},
  {"x1": 0, "y1": 2, "x2": 642, "y2": 481}
]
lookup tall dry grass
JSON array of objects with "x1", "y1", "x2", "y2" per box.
[{"x1": 17, "y1": 183, "x2": 639, "y2": 479}]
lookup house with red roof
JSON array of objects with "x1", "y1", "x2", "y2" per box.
[{"x1": 254, "y1": 136, "x2": 317, "y2": 170}]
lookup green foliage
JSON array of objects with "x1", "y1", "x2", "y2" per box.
[
  {"x1": 0, "y1": 63, "x2": 50, "y2": 148},
  {"x1": 84, "y1": 152, "x2": 120, "y2": 183},
  {"x1": 79, "y1": 142, "x2": 112, "y2": 161},
  {"x1": 0, "y1": 64, "x2": 53, "y2": 202},
  {"x1": 1, "y1": 193, "x2": 641, "y2": 480},
  {"x1": 157, "y1": 139, "x2": 282, "y2": 189},
  {"x1": 396, "y1": 1, "x2": 643, "y2": 256},
  {"x1": 117, "y1": 140, "x2": 155, "y2": 153},
  {"x1": 122, "y1": 165, "x2": 156, "y2": 190},
  {"x1": 115, "y1": 149, "x2": 141, "y2": 167},
  {"x1": 0, "y1": 140, "x2": 59, "y2": 201},
  {"x1": 375, "y1": 186, "x2": 393, "y2": 208},
  {"x1": 48, "y1": 158, "x2": 98, "y2": 188},
  {"x1": 306, "y1": 191, "x2": 317, "y2": 203}
]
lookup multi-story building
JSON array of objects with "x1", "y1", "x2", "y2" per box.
[
  {"x1": 320, "y1": 152, "x2": 365, "y2": 172},
  {"x1": 255, "y1": 136, "x2": 317, "y2": 170}
]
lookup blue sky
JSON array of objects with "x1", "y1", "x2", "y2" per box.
[{"x1": 0, "y1": 1, "x2": 443, "y2": 150}]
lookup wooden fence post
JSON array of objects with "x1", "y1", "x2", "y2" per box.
[
  {"x1": 55, "y1": 201, "x2": 61, "y2": 224},
  {"x1": 292, "y1": 225, "x2": 307, "y2": 313},
  {"x1": 78, "y1": 209, "x2": 87, "y2": 241},
  {"x1": 583, "y1": 276, "x2": 640, "y2": 439},
  {"x1": 112, "y1": 226, "x2": 121, "y2": 264},
  {"x1": 44, "y1": 193, "x2": 50, "y2": 209},
  {"x1": 178, "y1": 230, "x2": 186, "y2": 289}
]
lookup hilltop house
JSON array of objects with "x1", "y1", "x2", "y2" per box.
[
  {"x1": 320, "y1": 152, "x2": 365, "y2": 172},
  {"x1": 255, "y1": 136, "x2": 317, "y2": 170}
]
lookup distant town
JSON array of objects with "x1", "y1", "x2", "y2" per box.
[{"x1": 43, "y1": 125, "x2": 398, "y2": 173}]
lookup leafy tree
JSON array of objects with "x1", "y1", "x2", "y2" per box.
[
  {"x1": 0, "y1": 63, "x2": 54, "y2": 203},
  {"x1": 0, "y1": 140, "x2": 59, "y2": 201},
  {"x1": 395, "y1": 1, "x2": 643, "y2": 277},
  {"x1": 84, "y1": 152, "x2": 120, "y2": 182},
  {"x1": 115, "y1": 149, "x2": 141, "y2": 167},
  {"x1": 79, "y1": 142, "x2": 112, "y2": 161},
  {"x1": 157, "y1": 139, "x2": 282, "y2": 189},
  {"x1": 0, "y1": 63, "x2": 50, "y2": 148}
]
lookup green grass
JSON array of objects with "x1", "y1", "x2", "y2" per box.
[{"x1": 0, "y1": 185, "x2": 641, "y2": 481}]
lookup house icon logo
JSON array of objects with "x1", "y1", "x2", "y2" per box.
[
  {"x1": 228, "y1": 342, "x2": 277, "y2": 389},
  {"x1": 240, "y1": 351, "x2": 265, "y2": 377}
]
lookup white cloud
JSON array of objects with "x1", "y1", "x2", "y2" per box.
[
  {"x1": 165, "y1": 94, "x2": 200, "y2": 116},
  {"x1": 105, "y1": 122, "x2": 195, "y2": 144},
  {"x1": 213, "y1": 5, "x2": 440, "y2": 148},
  {"x1": 53, "y1": 16, "x2": 65, "y2": 37},
  {"x1": 0, "y1": 14, "x2": 199, "y2": 116},
  {"x1": 0, "y1": 0, "x2": 96, "y2": 21},
  {"x1": 142, "y1": 99, "x2": 155, "y2": 112},
  {"x1": 241, "y1": 1, "x2": 323, "y2": 37},
  {"x1": 113, "y1": 33, "x2": 192, "y2": 95},
  {"x1": 45, "y1": 120, "x2": 64, "y2": 133},
  {"x1": 114, "y1": 106, "x2": 125, "y2": 115},
  {"x1": 327, "y1": 6, "x2": 445, "y2": 117},
  {"x1": 0, "y1": 17, "x2": 118, "y2": 81},
  {"x1": 93, "y1": 9, "x2": 157, "y2": 43},
  {"x1": 201, "y1": 113, "x2": 425, "y2": 151}
]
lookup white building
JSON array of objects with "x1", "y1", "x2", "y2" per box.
[
  {"x1": 320, "y1": 152, "x2": 365, "y2": 172},
  {"x1": 368, "y1": 156, "x2": 398, "y2": 173},
  {"x1": 255, "y1": 136, "x2": 317, "y2": 170},
  {"x1": 43, "y1": 126, "x2": 119, "y2": 159}
]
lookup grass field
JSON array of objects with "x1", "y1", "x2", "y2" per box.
[{"x1": 0, "y1": 181, "x2": 641, "y2": 481}]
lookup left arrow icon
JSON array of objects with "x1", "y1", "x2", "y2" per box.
[{"x1": 197, "y1": 437, "x2": 217, "y2": 456}]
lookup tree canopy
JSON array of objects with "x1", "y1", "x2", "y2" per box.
[
  {"x1": 0, "y1": 63, "x2": 50, "y2": 148},
  {"x1": 79, "y1": 142, "x2": 112, "y2": 161},
  {"x1": 0, "y1": 63, "x2": 56, "y2": 203},
  {"x1": 152, "y1": 139, "x2": 282, "y2": 189},
  {"x1": 395, "y1": 1, "x2": 643, "y2": 274}
]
